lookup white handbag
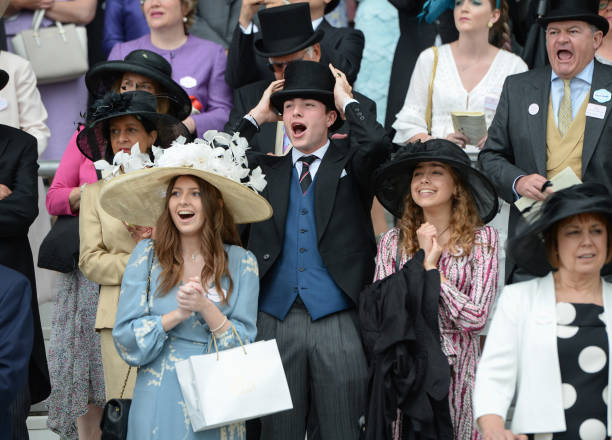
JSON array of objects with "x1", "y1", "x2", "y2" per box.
[
  {"x1": 176, "y1": 327, "x2": 293, "y2": 432},
  {"x1": 11, "y1": 9, "x2": 88, "y2": 85}
]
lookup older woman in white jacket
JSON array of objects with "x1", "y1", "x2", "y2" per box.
[{"x1": 474, "y1": 183, "x2": 612, "y2": 440}]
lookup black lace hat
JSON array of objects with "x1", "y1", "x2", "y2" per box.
[
  {"x1": 85, "y1": 50, "x2": 192, "y2": 121},
  {"x1": 76, "y1": 91, "x2": 190, "y2": 163},
  {"x1": 254, "y1": 3, "x2": 324, "y2": 58},
  {"x1": 270, "y1": 60, "x2": 343, "y2": 131},
  {"x1": 374, "y1": 139, "x2": 499, "y2": 223},
  {"x1": 508, "y1": 183, "x2": 612, "y2": 277},
  {"x1": 538, "y1": 0, "x2": 609, "y2": 35}
]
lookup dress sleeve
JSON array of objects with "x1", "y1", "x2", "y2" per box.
[
  {"x1": 112, "y1": 239, "x2": 168, "y2": 367},
  {"x1": 374, "y1": 227, "x2": 399, "y2": 282},
  {"x1": 46, "y1": 129, "x2": 86, "y2": 216},
  {"x1": 78, "y1": 183, "x2": 131, "y2": 285},
  {"x1": 212, "y1": 249, "x2": 260, "y2": 351},
  {"x1": 391, "y1": 47, "x2": 434, "y2": 143},
  {"x1": 190, "y1": 45, "x2": 233, "y2": 136},
  {"x1": 439, "y1": 226, "x2": 499, "y2": 332}
]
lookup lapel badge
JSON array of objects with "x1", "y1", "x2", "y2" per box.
[
  {"x1": 593, "y1": 88, "x2": 612, "y2": 104},
  {"x1": 528, "y1": 103, "x2": 539, "y2": 116}
]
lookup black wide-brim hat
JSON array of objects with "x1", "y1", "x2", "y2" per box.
[
  {"x1": 508, "y1": 183, "x2": 612, "y2": 277},
  {"x1": 538, "y1": 0, "x2": 609, "y2": 35},
  {"x1": 374, "y1": 139, "x2": 499, "y2": 223},
  {"x1": 254, "y1": 3, "x2": 324, "y2": 58},
  {"x1": 77, "y1": 91, "x2": 190, "y2": 163},
  {"x1": 85, "y1": 50, "x2": 192, "y2": 121},
  {"x1": 270, "y1": 60, "x2": 343, "y2": 132}
]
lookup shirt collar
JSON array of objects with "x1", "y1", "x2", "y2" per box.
[
  {"x1": 292, "y1": 140, "x2": 330, "y2": 166},
  {"x1": 312, "y1": 17, "x2": 324, "y2": 30},
  {"x1": 551, "y1": 59, "x2": 595, "y2": 85}
]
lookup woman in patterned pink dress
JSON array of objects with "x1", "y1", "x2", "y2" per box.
[{"x1": 373, "y1": 139, "x2": 500, "y2": 440}]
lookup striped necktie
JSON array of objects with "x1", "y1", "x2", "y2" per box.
[
  {"x1": 558, "y1": 79, "x2": 573, "y2": 137},
  {"x1": 298, "y1": 156, "x2": 316, "y2": 194}
]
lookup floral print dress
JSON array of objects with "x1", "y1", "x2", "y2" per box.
[
  {"x1": 113, "y1": 239, "x2": 260, "y2": 440},
  {"x1": 374, "y1": 226, "x2": 499, "y2": 440}
]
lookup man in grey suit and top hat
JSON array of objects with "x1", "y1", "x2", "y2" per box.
[{"x1": 479, "y1": 0, "x2": 612, "y2": 283}]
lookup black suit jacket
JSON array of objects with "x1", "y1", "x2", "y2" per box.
[
  {"x1": 239, "y1": 102, "x2": 389, "y2": 306},
  {"x1": 224, "y1": 78, "x2": 377, "y2": 154},
  {"x1": 0, "y1": 125, "x2": 50, "y2": 404},
  {"x1": 224, "y1": 18, "x2": 365, "y2": 89},
  {"x1": 478, "y1": 60, "x2": 612, "y2": 282}
]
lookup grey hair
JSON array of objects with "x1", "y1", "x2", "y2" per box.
[{"x1": 305, "y1": 46, "x2": 315, "y2": 58}]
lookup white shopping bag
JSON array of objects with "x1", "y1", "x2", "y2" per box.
[{"x1": 176, "y1": 331, "x2": 293, "y2": 432}]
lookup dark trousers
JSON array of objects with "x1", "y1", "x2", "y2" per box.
[
  {"x1": 256, "y1": 304, "x2": 368, "y2": 440},
  {"x1": 8, "y1": 383, "x2": 30, "y2": 440}
]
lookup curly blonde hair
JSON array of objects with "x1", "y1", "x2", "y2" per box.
[{"x1": 398, "y1": 166, "x2": 483, "y2": 257}]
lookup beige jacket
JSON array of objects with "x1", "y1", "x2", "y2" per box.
[
  {"x1": 0, "y1": 51, "x2": 49, "y2": 154},
  {"x1": 79, "y1": 180, "x2": 136, "y2": 329}
]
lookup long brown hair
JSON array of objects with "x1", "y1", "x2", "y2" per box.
[
  {"x1": 488, "y1": 0, "x2": 511, "y2": 48},
  {"x1": 154, "y1": 175, "x2": 242, "y2": 303},
  {"x1": 398, "y1": 166, "x2": 483, "y2": 257}
]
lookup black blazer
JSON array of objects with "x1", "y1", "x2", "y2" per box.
[
  {"x1": 224, "y1": 18, "x2": 365, "y2": 89},
  {"x1": 479, "y1": 60, "x2": 612, "y2": 282},
  {"x1": 238, "y1": 102, "x2": 389, "y2": 305},
  {"x1": 224, "y1": 78, "x2": 377, "y2": 154},
  {"x1": 0, "y1": 125, "x2": 50, "y2": 404}
]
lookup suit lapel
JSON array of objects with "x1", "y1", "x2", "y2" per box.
[
  {"x1": 583, "y1": 61, "x2": 612, "y2": 175},
  {"x1": 265, "y1": 154, "x2": 293, "y2": 238},
  {"x1": 314, "y1": 142, "x2": 345, "y2": 242},
  {"x1": 526, "y1": 66, "x2": 551, "y2": 175}
]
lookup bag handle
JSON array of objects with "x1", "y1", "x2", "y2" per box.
[
  {"x1": 31, "y1": 9, "x2": 45, "y2": 32},
  {"x1": 207, "y1": 324, "x2": 247, "y2": 360},
  {"x1": 425, "y1": 45, "x2": 439, "y2": 136}
]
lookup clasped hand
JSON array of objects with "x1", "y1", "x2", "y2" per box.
[
  {"x1": 417, "y1": 222, "x2": 443, "y2": 270},
  {"x1": 176, "y1": 276, "x2": 213, "y2": 318}
]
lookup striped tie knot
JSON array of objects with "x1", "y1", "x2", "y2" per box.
[{"x1": 298, "y1": 156, "x2": 316, "y2": 194}]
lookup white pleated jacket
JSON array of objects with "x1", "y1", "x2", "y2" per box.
[{"x1": 473, "y1": 273, "x2": 612, "y2": 435}]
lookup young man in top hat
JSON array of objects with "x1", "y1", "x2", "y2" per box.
[
  {"x1": 0, "y1": 69, "x2": 51, "y2": 440},
  {"x1": 479, "y1": 0, "x2": 612, "y2": 284},
  {"x1": 225, "y1": 0, "x2": 364, "y2": 89},
  {"x1": 224, "y1": 2, "x2": 376, "y2": 155},
  {"x1": 234, "y1": 60, "x2": 388, "y2": 439}
]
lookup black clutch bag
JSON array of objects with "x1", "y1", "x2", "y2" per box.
[
  {"x1": 38, "y1": 215, "x2": 80, "y2": 273},
  {"x1": 100, "y1": 399, "x2": 131, "y2": 440}
]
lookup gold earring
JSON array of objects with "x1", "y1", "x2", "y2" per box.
[{"x1": 488, "y1": 21, "x2": 493, "y2": 28}]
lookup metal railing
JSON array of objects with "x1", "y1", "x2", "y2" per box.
[{"x1": 38, "y1": 160, "x2": 60, "y2": 178}]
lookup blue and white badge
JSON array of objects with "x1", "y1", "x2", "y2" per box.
[
  {"x1": 593, "y1": 88, "x2": 612, "y2": 104},
  {"x1": 0, "y1": 98, "x2": 8, "y2": 111}
]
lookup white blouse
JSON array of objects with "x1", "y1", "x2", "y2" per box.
[{"x1": 391, "y1": 44, "x2": 528, "y2": 145}]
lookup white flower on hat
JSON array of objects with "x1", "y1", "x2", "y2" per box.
[
  {"x1": 94, "y1": 143, "x2": 153, "y2": 179},
  {"x1": 153, "y1": 130, "x2": 267, "y2": 192}
]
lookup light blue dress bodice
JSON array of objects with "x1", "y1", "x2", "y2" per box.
[{"x1": 113, "y1": 239, "x2": 260, "y2": 440}]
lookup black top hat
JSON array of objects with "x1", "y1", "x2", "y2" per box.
[
  {"x1": 0, "y1": 69, "x2": 8, "y2": 91},
  {"x1": 508, "y1": 183, "x2": 612, "y2": 277},
  {"x1": 324, "y1": 0, "x2": 340, "y2": 14},
  {"x1": 77, "y1": 91, "x2": 190, "y2": 163},
  {"x1": 538, "y1": 0, "x2": 609, "y2": 35},
  {"x1": 85, "y1": 50, "x2": 192, "y2": 121},
  {"x1": 374, "y1": 139, "x2": 499, "y2": 223},
  {"x1": 270, "y1": 60, "x2": 343, "y2": 132},
  {"x1": 254, "y1": 3, "x2": 324, "y2": 58}
]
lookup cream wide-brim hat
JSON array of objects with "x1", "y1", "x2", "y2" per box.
[{"x1": 99, "y1": 167, "x2": 273, "y2": 227}]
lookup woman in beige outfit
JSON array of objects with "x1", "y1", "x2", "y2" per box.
[{"x1": 78, "y1": 90, "x2": 189, "y2": 399}]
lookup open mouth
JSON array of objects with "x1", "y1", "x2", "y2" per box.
[
  {"x1": 557, "y1": 49, "x2": 573, "y2": 61},
  {"x1": 291, "y1": 122, "x2": 307, "y2": 138},
  {"x1": 418, "y1": 189, "x2": 436, "y2": 197},
  {"x1": 578, "y1": 254, "x2": 596, "y2": 259},
  {"x1": 177, "y1": 210, "x2": 195, "y2": 220}
]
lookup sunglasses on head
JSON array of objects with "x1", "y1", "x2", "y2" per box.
[{"x1": 601, "y1": 1, "x2": 610, "y2": 10}]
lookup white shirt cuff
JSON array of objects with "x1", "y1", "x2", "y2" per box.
[
  {"x1": 343, "y1": 98, "x2": 358, "y2": 113},
  {"x1": 239, "y1": 22, "x2": 258, "y2": 34},
  {"x1": 512, "y1": 175, "x2": 524, "y2": 200},
  {"x1": 243, "y1": 114, "x2": 259, "y2": 129}
]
